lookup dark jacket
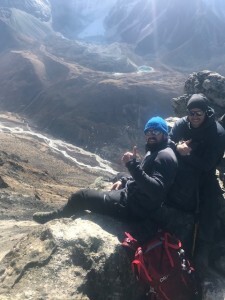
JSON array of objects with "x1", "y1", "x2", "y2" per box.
[
  {"x1": 168, "y1": 108, "x2": 225, "y2": 213},
  {"x1": 169, "y1": 108, "x2": 225, "y2": 173},
  {"x1": 122, "y1": 140, "x2": 178, "y2": 218}
]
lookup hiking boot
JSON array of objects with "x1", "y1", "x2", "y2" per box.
[{"x1": 33, "y1": 211, "x2": 60, "y2": 224}]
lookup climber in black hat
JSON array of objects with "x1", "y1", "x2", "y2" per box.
[{"x1": 168, "y1": 93, "x2": 225, "y2": 267}]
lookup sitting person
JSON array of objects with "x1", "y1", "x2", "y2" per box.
[{"x1": 33, "y1": 116, "x2": 178, "y2": 242}]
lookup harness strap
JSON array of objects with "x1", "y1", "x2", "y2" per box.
[
  {"x1": 163, "y1": 233, "x2": 181, "y2": 267},
  {"x1": 122, "y1": 232, "x2": 139, "y2": 251},
  {"x1": 132, "y1": 259, "x2": 153, "y2": 282}
]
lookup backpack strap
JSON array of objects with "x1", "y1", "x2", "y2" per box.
[
  {"x1": 164, "y1": 233, "x2": 181, "y2": 249},
  {"x1": 132, "y1": 247, "x2": 153, "y2": 282},
  {"x1": 163, "y1": 233, "x2": 181, "y2": 268},
  {"x1": 122, "y1": 232, "x2": 139, "y2": 251}
]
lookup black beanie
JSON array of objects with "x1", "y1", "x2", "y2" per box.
[{"x1": 187, "y1": 94, "x2": 208, "y2": 111}]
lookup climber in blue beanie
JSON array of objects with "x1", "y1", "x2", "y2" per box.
[
  {"x1": 33, "y1": 116, "x2": 178, "y2": 242},
  {"x1": 144, "y1": 116, "x2": 168, "y2": 135}
]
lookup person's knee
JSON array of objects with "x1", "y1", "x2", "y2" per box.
[{"x1": 67, "y1": 189, "x2": 88, "y2": 210}]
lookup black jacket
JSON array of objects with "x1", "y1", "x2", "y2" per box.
[
  {"x1": 169, "y1": 108, "x2": 225, "y2": 173},
  {"x1": 167, "y1": 108, "x2": 225, "y2": 212},
  {"x1": 123, "y1": 141, "x2": 178, "y2": 218}
]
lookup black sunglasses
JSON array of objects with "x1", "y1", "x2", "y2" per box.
[
  {"x1": 145, "y1": 129, "x2": 162, "y2": 136},
  {"x1": 187, "y1": 110, "x2": 205, "y2": 117}
]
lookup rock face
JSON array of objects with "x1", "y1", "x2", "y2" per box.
[
  {"x1": 171, "y1": 70, "x2": 225, "y2": 117},
  {"x1": 0, "y1": 214, "x2": 142, "y2": 300},
  {"x1": 1, "y1": 214, "x2": 225, "y2": 300}
]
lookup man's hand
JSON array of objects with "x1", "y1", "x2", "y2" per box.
[
  {"x1": 176, "y1": 140, "x2": 192, "y2": 156},
  {"x1": 122, "y1": 146, "x2": 137, "y2": 164},
  {"x1": 111, "y1": 180, "x2": 122, "y2": 190}
]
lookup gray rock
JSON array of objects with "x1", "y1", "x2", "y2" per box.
[
  {"x1": 0, "y1": 214, "x2": 143, "y2": 300},
  {"x1": 172, "y1": 70, "x2": 225, "y2": 117},
  {"x1": 0, "y1": 213, "x2": 225, "y2": 300}
]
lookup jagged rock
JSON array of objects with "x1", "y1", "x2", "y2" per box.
[
  {"x1": 184, "y1": 71, "x2": 225, "y2": 108},
  {"x1": 0, "y1": 214, "x2": 143, "y2": 300},
  {"x1": 171, "y1": 70, "x2": 225, "y2": 117}
]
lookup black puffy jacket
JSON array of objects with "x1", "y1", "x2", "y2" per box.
[
  {"x1": 167, "y1": 108, "x2": 225, "y2": 212},
  {"x1": 169, "y1": 108, "x2": 225, "y2": 172},
  {"x1": 124, "y1": 141, "x2": 178, "y2": 218}
]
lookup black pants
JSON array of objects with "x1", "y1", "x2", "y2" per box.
[
  {"x1": 58, "y1": 188, "x2": 140, "y2": 221},
  {"x1": 198, "y1": 173, "x2": 221, "y2": 243}
]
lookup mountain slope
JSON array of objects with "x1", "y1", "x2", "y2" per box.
[
  {"x1": 0, "y1": 0, "x2": 224, "y2": 162},
  {"x1": 0, "y1": 47, "x2": 183, "y2": 162}
]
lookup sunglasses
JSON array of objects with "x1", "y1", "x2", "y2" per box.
[
  {"x1": 145, "y1": 129, "x2": 162, "y2": 136},
  {"x1": 187, "y1": 110, "x2": 205, "y2": 117}
]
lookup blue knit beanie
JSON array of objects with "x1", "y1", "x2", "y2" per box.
[{"x1": 144, "y1": 116, "x2": 168, "y2": 135}]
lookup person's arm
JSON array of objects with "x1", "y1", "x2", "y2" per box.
[
  {"x1": 182, "y1": 137, "x2": 223, "y2": 172},
  {"x1": 176, "y1": 140, "x2": 192, "y2": 156},
  {"x1": 111, "y1": 180, "x2": 123, "y2": 190},
  {"x1": 126, "y1": 151, "x2": 177, "y2": 198},
  {"x1": 169, "y1": 118, "x2": 186, "y2": 143},
  {"x1": 111, "y1": 172, "x2": 132, "y2": 190},
  {"x1": 180, "y1": 123, "x2": 225, "y2": 172},
  {"x1": 111, "y1": 147, "x2": 137, "y2": 190}
]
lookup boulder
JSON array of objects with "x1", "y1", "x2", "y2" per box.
[
  {"x1": 0, "y1": 213, "x2": 143, "y2": 300},
  {"x1": 171, "y1": 70, "x2": 225, "y2": 117},
  {"x1": 0, "y1": 213, "x2": 225, "y2": 300}
]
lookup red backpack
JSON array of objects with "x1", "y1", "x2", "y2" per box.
[{"x1": 122, "y1": 231, "x2": 201, "y2": 300}]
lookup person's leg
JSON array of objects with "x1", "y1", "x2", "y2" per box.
[
  {"x1": 194, "y1": 174, "x2": 221, "y2": 268},
  {"x1": 198, "y1": 174, "x2": 221, "y2": 243},
  {"x1": 33, "y1": 188, "x2": 130, "y2": 224}
]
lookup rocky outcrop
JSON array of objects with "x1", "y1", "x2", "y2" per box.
[
  {"x1": 171, "y1": 70, "x2": 225, "y2": 117},
  {"x1": 0, "y1": 214, "x2": 142, "y2": 300},
  {"x1": 1, "y1": 214, "x2": 225, "y2": 300}
]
